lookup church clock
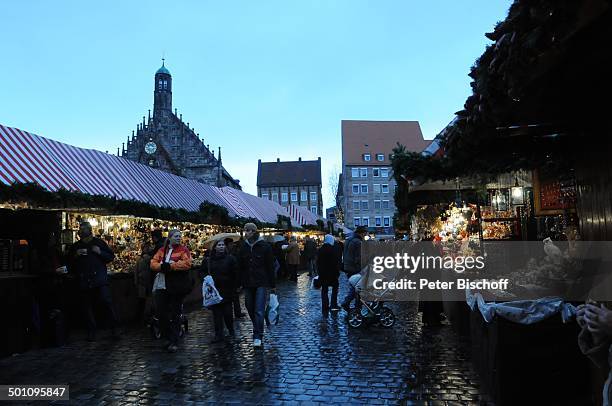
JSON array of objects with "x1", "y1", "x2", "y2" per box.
[{"x1": 144, "y1": 141, "x2": 157, "y2": 154}]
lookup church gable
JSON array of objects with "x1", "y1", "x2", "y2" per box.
[{"x1": 120, "y1": 62, "x2": 240, "y2": 190}]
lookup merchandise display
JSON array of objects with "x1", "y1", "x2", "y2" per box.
[{"x1": 61, "y1": 211, "x2": 235, "y2": 272}]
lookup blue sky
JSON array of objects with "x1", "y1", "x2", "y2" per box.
[{"x1": 1, "y1": 0, "x2": 511, "y2": 204}]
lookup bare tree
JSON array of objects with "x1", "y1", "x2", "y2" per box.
[{"x1": 326, "y1": 165, "x2": 344, "y2": 224}]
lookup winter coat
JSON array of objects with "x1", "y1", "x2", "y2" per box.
[
  {"x1": 237, "y1": 237, "x2": 276, "y2": 288},
  {"x1": 285, "y1": 241, "x2": 300, "y2": 265},
  {"x1": 343, "y1": 235, "x2": 363, "y2": 276},
  {"x1": 68, "y1": 237, "x2": 114, "y2": 290},
  {"x1": 578, "y1": 327, "x2": 612, "y2": 405},
  {"x1": 206, "y1": 253, "x2": 239, "y2": 302},
  {"x1": 303, "y1": 239, "x2": 317, "y2": 260},
  {"x1": 334, "y1": 240, "x2": 344, "y2": 269},
  {"x1": 317, "y1": 243, "x2": 340, "y2": 286},
  {"x1": 151, "y1": 244, "x2": 193, "y2": 295}
]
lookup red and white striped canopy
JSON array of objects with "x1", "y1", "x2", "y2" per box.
[
  {"x1": 0, "y1": 124, "x2": 237, "y2": 215},
  {"x1": 0, "y1": 125, "x2": 79, "y2": 191},
  {"x1": 0, "y1": 124, "x2": 323, "y2": 228},
  {"x1": 288, "y1": 203, "x2": 320, "y2": 226}
]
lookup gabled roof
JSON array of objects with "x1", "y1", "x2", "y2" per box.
[
  {"x1": 341, "y1": 120, "x2": 429, "y2": 166},
  {"x1": 257, "y1": 158, "x2": 321, "y2": 187}
]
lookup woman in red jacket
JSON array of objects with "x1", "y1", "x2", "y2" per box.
[{"x1": 150, "y1": 229, "x2": 192, "y2": 352}]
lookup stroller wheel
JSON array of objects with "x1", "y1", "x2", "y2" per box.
[
  {"x1": 379, "y1": 307, "x2": 396, "y2": 328},
  {"x1": 347, "y1": 309, "x2": 364, "y2": 328},
  {"x1": 151, "y1": 323, "x2": 162, "y2": 339},
  {"x1": 178, "y1": 316, "x2": 188, "y2": 338}
]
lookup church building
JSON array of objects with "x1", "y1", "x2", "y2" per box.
[{"x1": 121, "y1": 61, "x2": 240, "y2": 189}]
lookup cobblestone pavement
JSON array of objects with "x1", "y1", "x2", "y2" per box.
[{"x1": 0, "y1": 273, "x2": 490, "y2": 405}]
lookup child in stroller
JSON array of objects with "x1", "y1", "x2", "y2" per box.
[{"x1": 345, "y1": 273, "x2": 396, "y2": 328}]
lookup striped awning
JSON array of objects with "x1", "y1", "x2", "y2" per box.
[
  {"x1": 0, "y1": 125, "x2": 80, "y2": 191},
  {"x1": 288, "y1": 203, "x2": 320, "y2": 226},
  {"x1": 0, "y1": 124, "x2": 243, "y2": 217}
]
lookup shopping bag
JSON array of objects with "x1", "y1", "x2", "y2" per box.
[
  {"x1": 265, "y1": 293, "x2": 280, "y2": 326},
  {"x1": 202, "y1": 275, "x2": 223, "y2": 308},
  {"x1": 311, "y1": 275, "x2": 321, "y2": 289}
]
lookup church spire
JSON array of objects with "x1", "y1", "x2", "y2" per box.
[{"x1": 153, "y1": 59, "x2": 172, "y2": 117}]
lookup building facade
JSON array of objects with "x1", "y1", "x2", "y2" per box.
[
  {"x1": 121, "y1": 61, "x2": 240, "y2": 189},
  {"x1": 340, "y1": 120, "x2": 429, "y2": 235},
  {"x1": 257, "y1": 158, "x2": 323, "y2": 216}
]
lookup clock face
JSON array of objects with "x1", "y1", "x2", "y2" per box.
[{"x1": 144, "y1": 142, "x2": 157, "y2": 155}]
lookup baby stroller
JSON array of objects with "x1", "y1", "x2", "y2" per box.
[
  {"x1": 150, "y1": 303, "x2": 189, "y2": 339},
  {"x1": 346, "y1": 273, "x2": 396, "y2": 329}
]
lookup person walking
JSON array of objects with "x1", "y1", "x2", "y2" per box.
[
  {"x1": 284, "y1": 236, "x2": 300, "y2": 282},
  {"x1": 207, "y1": 239, "x2": 239, "y2": 343},
  {"x1": 272, "y1": 235, "x2": 288, "y2": 280},
  {"x1": 67, "y1": 221, "x2": 119, "y2": 342},
  {"x1": 150, "y1": 229, "x2": 193, "y2": 353},
  {"x1": 135, "y1": 229, "x2": 166, "y2": 323},
  {"x1": 341, "y1": 226, "x2": 367, "y2": 312},
  {"x1": 303, "y1": 236, "x2": 318, "y2": 277},
  {"x1": 317, "y1": 234, "x2": 340, "y2": 317},
  {"x1": 237, "y1": 223, "x2": 276, "y2": 348},
  {"x1": 224, "y1": 238, "x2": 245, "y2": 318}
]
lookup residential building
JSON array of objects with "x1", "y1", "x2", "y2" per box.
[
  {"x1": 340, "y1": 120, "x2": 429, "y2": 235},
  {"x1": 257, "y1": 157, "x2": 323, "y2": 215}
]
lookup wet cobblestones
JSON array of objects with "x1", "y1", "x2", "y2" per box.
[{"x1": 0, "y1": 273, "x2": 491, "y2": 405}]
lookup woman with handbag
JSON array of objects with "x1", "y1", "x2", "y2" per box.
[
  {"x1": 150, "y1": 229, "x2": 193, "y2": 353},
  {"x1": 206, "y1": 239, "x2": 239, "y2": 343}
]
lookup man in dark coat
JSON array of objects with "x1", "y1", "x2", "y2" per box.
[
  {"x1": 272, "y1": 235, "x2": 288, "y2": 280},
  {"x1": 303, "y1": 236, "x2": 318, "y2": 277},
  {"x1": 68, "y1": 221, "x2": 118, "y2": 341},
  {"x1": 317, "y1": 235, "x2": 340, "y2": 317},
  {"x1": 237, "y1": 223, "x2": 276, "y2": 347},
  {"x1": 341, "y1": 226, "x2": 367, "y2": 312},
  {"x1": 224, "y1": 237, "x2": 245, "y2": 318}
]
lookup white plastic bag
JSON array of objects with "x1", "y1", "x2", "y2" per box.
[
  {"x1": 202, "y1": 275, "x2": 223, "y2": 308},
  {"x1": 265, "y1": 293, "x2": 280, "y2": 326},
  {"x1": 310, "y1": 275, "x2": 321, "y2": 289}
]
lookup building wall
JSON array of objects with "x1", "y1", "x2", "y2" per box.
[
  {"x1": 342, "y1": 165, "x2": 395, "y2": 232},
  {"x1": 258, "y1": 184, "x2": 323, "y2": 215}
]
